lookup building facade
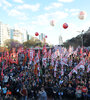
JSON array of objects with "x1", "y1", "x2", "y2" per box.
[
  {"x1": 0, "y1": 22, "x2": 10, "y2": 46},
  {"x1": 0, "y1": 21, "x2": 32, "y2": 46},
  {"x1": 39, "y1": 33, "x2": 45, "y2": 42},
  {"x1": 10, "y1": 29, "x2": 23, "y2": 43},
  {"x1": 59, "y1": 35, "x2": 63, "y2": 45},
  {"x1": 27, "y1": 33, "x2": 32, "y2": 41}
]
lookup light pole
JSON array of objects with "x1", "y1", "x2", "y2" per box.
[
  {"x1": 81, "y1": 30, "x2": 84, "y2": 48},
  {"x1": 77, "y1": 30, "x2": 84, "y2": 47},
  {"x1": 77, "y1": 30, "x2": 84, "y2": 59}
]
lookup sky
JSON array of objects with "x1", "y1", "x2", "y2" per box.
[{"x1": 0, "y1": 0, "x2": 90, "y2": 45}]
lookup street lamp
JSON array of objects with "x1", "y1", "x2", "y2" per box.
[
  {"x1": 77, "y1": 30, "x2": 84, "y2": 47},
  {"x1": 81, "y1": 30, "x2": 84, "y2": 48},
  {"x1": 77, "y1": 30, "x2": 84, "y2": 58}
]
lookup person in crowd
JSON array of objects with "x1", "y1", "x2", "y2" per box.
[
  {"x1": 67, "y1": 84, "x2": 75, "y2": 98},
  {"x1": 3, "y1": 73, "x2": 9, "y2": 85},
  {"x1": 38, "y1": 87, "x2": 47, "y2": 100},
  {"x1": 75, "y1": 85, "x2": 82, "y2": 99},
  {"x1": 0, "y1": 46, "x2": 89, "y2": 100},
  {"x1": 82, "y1": 84, "x2": 88, "y2": 100},
  {"x1": 2, "y1": 86, "x2": 7, "y2": 99},
  {"x1": 20, "y1": 85, "x2": 28, "y2": 100}
]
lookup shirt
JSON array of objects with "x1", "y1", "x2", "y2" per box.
[
  {"x1": 82, "y1": 87, "x2": 87, "y2": 93},
  {"x1": 4, "y1": 75, "x2": 9, "y2": 83},
  {"x1": 2, "y1": 87, "x2": 7, "y2": 94}
]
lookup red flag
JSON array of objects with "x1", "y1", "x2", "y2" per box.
[
  {"x1": 12, "y1": 48, "x2": 16, "y2": 53},
  {"x1": 10, "y1": 68, "x2": 13, "y2": 72},
  {"x1": 1, "y1": 53, "x2": 3, "y2": 59},
  {"x1": 28, "y1": 49, "x2": 35, "y2": 64},
  {"x1": 1, "y1": 64, "x2": 4, "y2": 77},
  {"x1": 42, "y1": 52, "x2": 47, "y2": 67},
  {"x1": 68, "y1": 59, "x2": 85, "y2": 78},
  {"x1": 9, "y1": 52, "x2": 18, "y2": 64},
  {"x1": 80, "y1": 48, "x2": 83, "y2": 54},
  {"x1": 34, "y1": 64, "x2": 38, "y2": 75},
  {"x1": 42, "y1": 45, "x2": 47, "y2": 54},
  {"x1": 4, "y1": 64, "x2": 8, "y2": 69},
  {"x1": 23, "y1": 52, "x2": 27, "y2": 66},
  {"x1": 88, "y1": 52, "x2": 90, "y2": 58},
  {"x1": 87, "y1": 64, "x2": 90, "y2": 73},
  {"x1": 48, "y1": 49, "x2": 51, "y2": 58},
  {"x1": 0, "y1": 57, "x2": 1, "y2": 63},
  {"x1": 34, "y1": 50, "x2": 40, "y2": 65},
  {"x1": 17, "y1": 47, "x2": 24, "y2": 54}
]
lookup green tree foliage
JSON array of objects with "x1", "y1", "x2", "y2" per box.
[
  {"x1": 23, "y1": 37, "x2": 46, "y2": 48},
  {"x1": 4, "y1": 39, "x2": 22, "y2": 49}
]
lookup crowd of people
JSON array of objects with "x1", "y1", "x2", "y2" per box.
[{"x1": 0, "y1": 46, "x2": 90, "y2": 100}]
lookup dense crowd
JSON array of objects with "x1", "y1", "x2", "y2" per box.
[{"x1": 0, "y1": 46, "x2": 90, "y2": 100}]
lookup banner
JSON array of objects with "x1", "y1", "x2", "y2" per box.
[
  {"x1": 68, "y1": 59, "x2": 85, "y2": 78},
  {"x1": 28, "y1": 49, "x2": 35, "y2": 64},
  {"x1": 87, "y1": 64, "x2": 90, "y2": 73}
]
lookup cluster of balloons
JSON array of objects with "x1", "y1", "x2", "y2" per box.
[
  {"x1": 35, "y1": 32, "x2": 47, "y2": 38},
  {"x1": 50, "y1": 11, "x2": 86, "y2": 29},
  {"x1": 35, "y1": 11, "x2": 86, "y2": 36},
  {"x1": 50, "y1": 20, "x2": 68, "y2": 29}
]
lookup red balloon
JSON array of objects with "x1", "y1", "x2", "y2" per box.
[
  {"x1": 45, "y1": 35, "x2": 47, "y2": 38},
  {"x1": 63, "y1": 23, "x2": 68, "y2": 29},
  {"x1": 35, "y1": 32, "x2": 39, "y2": 36}
]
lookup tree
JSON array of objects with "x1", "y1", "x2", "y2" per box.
[
  {"x1": 63, "y1": 27, "x2": 90, "y2": 48},
  {"x1": 23, "y1": 37, "x2": 46, "y2": 48},
  {"x1": 4, "y1": 39, "x2": 22, "y2": 49}
]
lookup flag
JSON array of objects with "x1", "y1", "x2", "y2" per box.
[
  {"x1": 28, "y1": 49, "x2": 35, "y2": 64},
  {"x1": 4, "y1": 64, "x2": 8, "y2": 69},
  {"x1": 88, "y1": 52, "x2": 90, "y2": 58},
  {"x1": 1, "y1": 64, "x2": 4, "y2": 77},
  {"x1": 34, "y1": 64, "x2": 38, "y2": 75},
  {"x1": 42, "y1": 44, "x2": 47, "y2": 55},
  {"x1": 61, "y1": 65, "x2": 64, "y2": 76},
  {"x1": 42, "y1": 45, "x2": 47, "y2": 67},
  {"x1": 87, "y1": 64, "x2": 90, "y2": 73},
  {"x1": 54, "y1": 59, "x2": 58, "y2": 77},
  {"x1": 68, "y1": 46, "x2": 73, "y2": 57},
  {"x1": 68, "y1": 59, "x2": 85, "y2": 78},
  {"x1": 73, "y1": 48, "x2": 78, "y2": 55},
  {"x1": 38, "y1": 49, "x2": 40, "y2": 59},
  {"x1": 42, "y1": 52, "x2": 47, "y2": 67},
  {"x1": 23, "y1": 52, "x2": 27, "y2": 66},
  {"x1": 61, "y1": 56, "x2": 68, "y2": 66},
  {"x1": 1, "y1": 53, "x2": 3, "y2": 59},
  {"x1": 0, "y1": 57, "x2": 1, "y2": 63},
  {"x1": 12, "y1": 48, "x2": 16, "y2": 53},
  {"x1": 17, "y1": 47, "x2": 24, "y2": 53},
  {"x1": 54, "y1": 49, "x2": 60, "y2": 58},
  {"x1": 9, "y1": 52, "x2": 18, "y2": 64},
  {"x1": 34, "y1": 52, "x2": 39, "y2": 65},
  {"x1": 69, "y1": 59, "x2": 72, "y2": 67},
  {"x1": 80, "y1": 48, "x2": 83, "y2": 54},
  {"x1": 51, "y1": 53, "x2": 54, "y2": 66},
  {"x1": 48, "y1": 49, "x2": 51, "y2": 58}
]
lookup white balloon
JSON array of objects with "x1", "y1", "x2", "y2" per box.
[
  {"x1": 50, "y1": 20, "x2": 55, "y2": 26},
  {"x1": 78, "y1": 11, "x2": 86, "y2": 20}
]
